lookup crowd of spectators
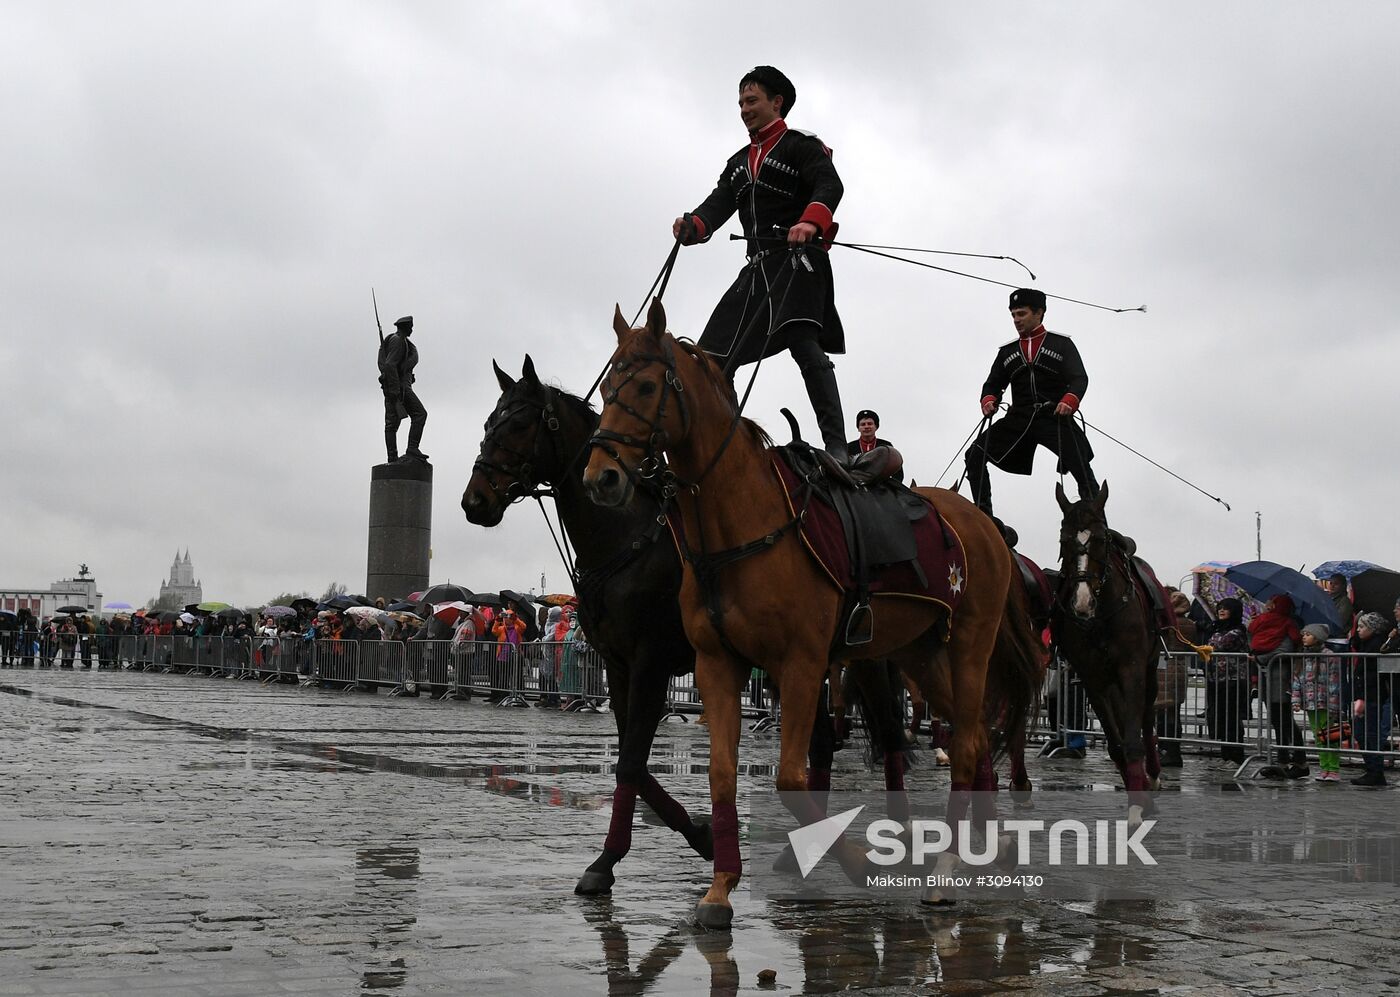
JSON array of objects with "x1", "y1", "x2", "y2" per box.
[{"x1": 0, "y1": 592, "x2": 604, "y2": 708}]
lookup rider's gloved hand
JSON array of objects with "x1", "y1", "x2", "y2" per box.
[
  {"x1": 672, "y1": 215, "x2": 699, "y2": 244},
  {"x1": 981, "y1": 396, "x2": 998, "y2": 417}
]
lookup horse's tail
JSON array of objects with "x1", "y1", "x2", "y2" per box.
[
  {"x1": 843, "y1": 659, "x2": 917, "y2": 771},
  {"x1": 987, "y1": 555, "x2": 1046, "y2": 758}
]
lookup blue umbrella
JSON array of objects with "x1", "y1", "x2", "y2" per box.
[
  {"x1": 1225, "y1": 561, "x2": 1341, "y2": 630},
  {"x1": 103, "y1": 601, "x2": 133, "y2": 610},
  {"x1": 1311, "y1": 560, "x2": 1392, "y2": 580}
]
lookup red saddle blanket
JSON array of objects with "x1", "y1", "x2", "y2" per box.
[{"x1": 770, "y1": 452, "x2": 967, "y2": 615}]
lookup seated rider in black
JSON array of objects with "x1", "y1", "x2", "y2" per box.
[
  {"x1": 674, "y1": 65, "x2": 848, "y2": 462},
  {"x1": 964, "y1": 288, "x2": 1098, "y2": 517},
  {"x1": 847, "y1": 409, "x2": 904, "y2": 483}
]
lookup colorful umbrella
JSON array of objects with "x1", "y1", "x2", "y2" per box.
[
  {"x1": 261, "y1": 605, "x2": 298, "y2": 618},
  {"x1": 539, "y1": 593, "x2": 578, "y2": 607},
  {"x1": 345, "y1": 606, "x2": 381, "y2": 619},
  {"x1": 103, "y1": 601, "x2": 133, "y2": 610},
  {"x1": 197, "y1": 601, "x2": 232, "y2": 612}
]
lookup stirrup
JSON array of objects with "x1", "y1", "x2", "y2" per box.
[{"x1": 845, "y1": 601, "x2": 873, "y2": 646}]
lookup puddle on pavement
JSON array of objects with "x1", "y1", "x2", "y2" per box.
[{"x1": 575, "y1": 894, "x2": 1164, "y2": 996}]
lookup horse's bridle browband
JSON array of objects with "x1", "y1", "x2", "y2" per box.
[
  {"x1": 1055, "y1": 517, "x2": 1132, "y2": 628},
  {"x1": 472, "y1": 386, "x2": 565, "y2": 503},
  {"x1": 588, "y1": 335, "x2": 691, "y2": 488}
]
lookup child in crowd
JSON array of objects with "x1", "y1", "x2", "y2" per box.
[{"x1": 1292, "y1": 623, "x2": 1341, "y2": 782}]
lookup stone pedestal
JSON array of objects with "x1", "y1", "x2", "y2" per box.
[{"x1": 367, "y1": 461, "x2": 432, "y2": 602}]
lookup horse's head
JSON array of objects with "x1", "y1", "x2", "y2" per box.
[
  {"x1": 462, "y1": 354, "x2": 570, "y2": 527},
  {"x1": 583, "y1": 299, "x2": 692, "y2": 508},
  {"x1": 1055, "y1": 479, "x2": 1113, "y2": 621}
]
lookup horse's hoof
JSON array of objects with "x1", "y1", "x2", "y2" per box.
[
  {"x1": 1148, "y1": 775, "x2": 1163, "y2": 792},
  {"x1": 1010, "y1": 782, "x2": 1034, "y2": 809},
  {"x1": 690, "y1": 820, "x2": 715, "y2": 862},
  {"x1": 574, "y1": 869, "x2": 616, "y2": 895},
  {"x1": 695, "y1": 901, "x2": 734, "y2": 931}
]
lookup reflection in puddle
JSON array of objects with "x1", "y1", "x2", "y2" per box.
[
  {"x1": 357, "y1": 845, "x2": 420, "y2": 992},
  {"x1": 573, "y1": 895, "x2": 1166, "y2": 995}
]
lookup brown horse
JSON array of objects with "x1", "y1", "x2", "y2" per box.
[
  {"x1": 582, "y1": 301, "x2": 1041, "y2": 927},
  {"x1": 1052, "y1": 481, "x2": 1163, "y2": 821}
]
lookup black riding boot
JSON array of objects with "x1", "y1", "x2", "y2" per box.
[
  {"x1": 797, "y1": 357, "x2": 848, "y2": 462},
  {"x1": 405, "y1": 423, "x2": 429, "y2": 462},
  {"x1": 964, "y1": 446, "x2": 994, "y2": 515},
  {"x1": 384, "y1": 430, "x2": 398, "y2": 465},
  {"x1": 1074, "y1": 465, "x2": 1099, "y2": 501}
]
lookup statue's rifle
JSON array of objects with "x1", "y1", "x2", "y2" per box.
[{"x1": 373, "y1": 288, "x2": 407, "y2": 419}]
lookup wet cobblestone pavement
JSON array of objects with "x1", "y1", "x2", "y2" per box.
[{"x1": 2, "y1": 670, "x2": 1397, "y2": 995}]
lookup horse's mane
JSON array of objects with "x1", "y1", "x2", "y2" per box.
[{"x1": 671, "y1": 336, "x2": 773, "y2": 450}]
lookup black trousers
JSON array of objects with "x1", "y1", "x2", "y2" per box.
[
  {"x1": 1206, "y1": 677, "x2": 1249, "y2": 759},
  {"x1": 384, "y1": 386, "x2": 427, "y2": 448},
  {"x1": 965, "y1": 408, "x2": 1095, "y2": 513}
]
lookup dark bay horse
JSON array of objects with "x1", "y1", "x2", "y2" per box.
[
  {"x1": 461, "y1": 357, "x2": 910, "y2": 895},
  {"x1": 463, "y1": 357, "x2": 711, "y2": 893},
  {"x1": 582, "y1": 302, "x2": 1042, "y2": 927},
  {"x1": 1052, "y1": 481, "x2": 1163, "y2": 822}
]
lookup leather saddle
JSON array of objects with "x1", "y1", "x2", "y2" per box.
[{"x1": 782, "y1": 442, "x2": 931, "y2": 645}]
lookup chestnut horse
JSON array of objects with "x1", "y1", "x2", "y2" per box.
[
  {"x1": 583, "y1": 301, "x2": 1042, "y2": 927},
  {"x1": 1052, "y1": 481, "x2": 1162, "y2": 822},
  {"x1": 462, "y1": 357, "x2": 911, "y2": 896}
]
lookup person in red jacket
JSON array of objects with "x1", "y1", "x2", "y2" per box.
[{"x1": 1248, "y1": 594, "x2": 1307, "y2": 779}]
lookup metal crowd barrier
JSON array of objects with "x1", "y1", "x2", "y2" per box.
[{"x1": 1047, "y1": 647, "x2": 1400, "y2": 778}]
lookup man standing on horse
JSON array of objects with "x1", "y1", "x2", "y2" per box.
[
  {"x1": 379, "y1": 315, "x2": 429, "y2": 464},
  {"x1": 964, "y1": 288, "x2": 1098, "y2": 518},
  {"x1": 673, "y1": 65, "x2": 849, "y2": 462}
]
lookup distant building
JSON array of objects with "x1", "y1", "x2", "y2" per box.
[
  {"x1": 158, "y1": 550, "x2": 203, "y2": 607},
  {"x1": 0, "y1": 565, "x2": 103, "y2": 619}
]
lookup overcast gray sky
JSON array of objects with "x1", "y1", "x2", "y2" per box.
[{"x1": 3, "y1": 2, "x2": 1396, "y2": 608}]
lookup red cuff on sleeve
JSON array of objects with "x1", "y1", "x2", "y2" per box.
[
  {"x1": 981, "y1": 394, "x2": 998, "y2": 412},
  {"x1": 1060, "y1": 393, "x2": 1080, "y2": 412},
  {"x1": 690, "y1": 216, "x2": 708, "y2": 243},
  {"x1": 798, "y1": 202, "x2": 834, "y2": 235}
]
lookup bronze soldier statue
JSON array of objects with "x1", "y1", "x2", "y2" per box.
[{"x1": 379, "y1": 315, "x2": 428, "y2": 464}]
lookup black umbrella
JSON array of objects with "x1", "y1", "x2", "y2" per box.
[
  {"x1": 324, "y1": 595, "x2": 358, "y2": 611},
  {"x1": 349, "y1": 594, "x2": 375, "y2": 607},
  {"x1": 499, "y1": 589, "x2": 534, "y2": 609},
  {"x1": 420, "y1": 583, "x2": 473, "y2": 605},
  {"x1": 1224, "y1": 561, "x2": 1341, "y2": 630},
  {"x1": 290, "y1": 597, "x2": 316, "y2": 611},
  {"x1": 215, "y1": 608, "x2": 244, "y2": 622},
  {"x1": 1352, "y1": 568, "x2": 1400, "y2": 616},
  {"x1": 57, "y1": 605, "x2": 87, "y2": 614},
  {"x1": 469, "y1": 591, "x2": 505, "y2": 608},
  {"x1": 158, "y1": 611, "x2": 179, "y2": 624},
  {"x1": 386, "y1": 600, "x2": 420, "y2": 613}
]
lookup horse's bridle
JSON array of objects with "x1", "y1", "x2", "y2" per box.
[
  {"x1": 1056, "y1": 517, "x2": 1131, "y2": 626},
  {"x1": 471, "y1": 386, "x2": 565, "y2": 504},
  {"x1": 588, "y1": 336, "x2": 690, "y2": 486}
]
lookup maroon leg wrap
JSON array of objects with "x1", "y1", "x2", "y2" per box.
[
  {"x1": 1124, "y1": 759, "x2": 1149, "y2": 797},
  {"x1": 712, "y1": 802, "x2": 742, "y2": 875},
  {"x1": 883, "y1": 752, "x2": 906, "y2": 791},
  {"x1": 605, "y1": 783, "x2": 639, "y2": 855},
  {"x1": 931, "y1": 718, "x2": 950, "y2": 750},
  {"x1": 973, "y1": 752, "x2": 998, "y2": 792},
  {"x1": 640, "y1": 774, "x2": 694, "y2": 833}
]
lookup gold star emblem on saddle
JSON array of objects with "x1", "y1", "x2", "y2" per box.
[{"x1": 948, "y1": 564, "x2": 964, "y2": 596}]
